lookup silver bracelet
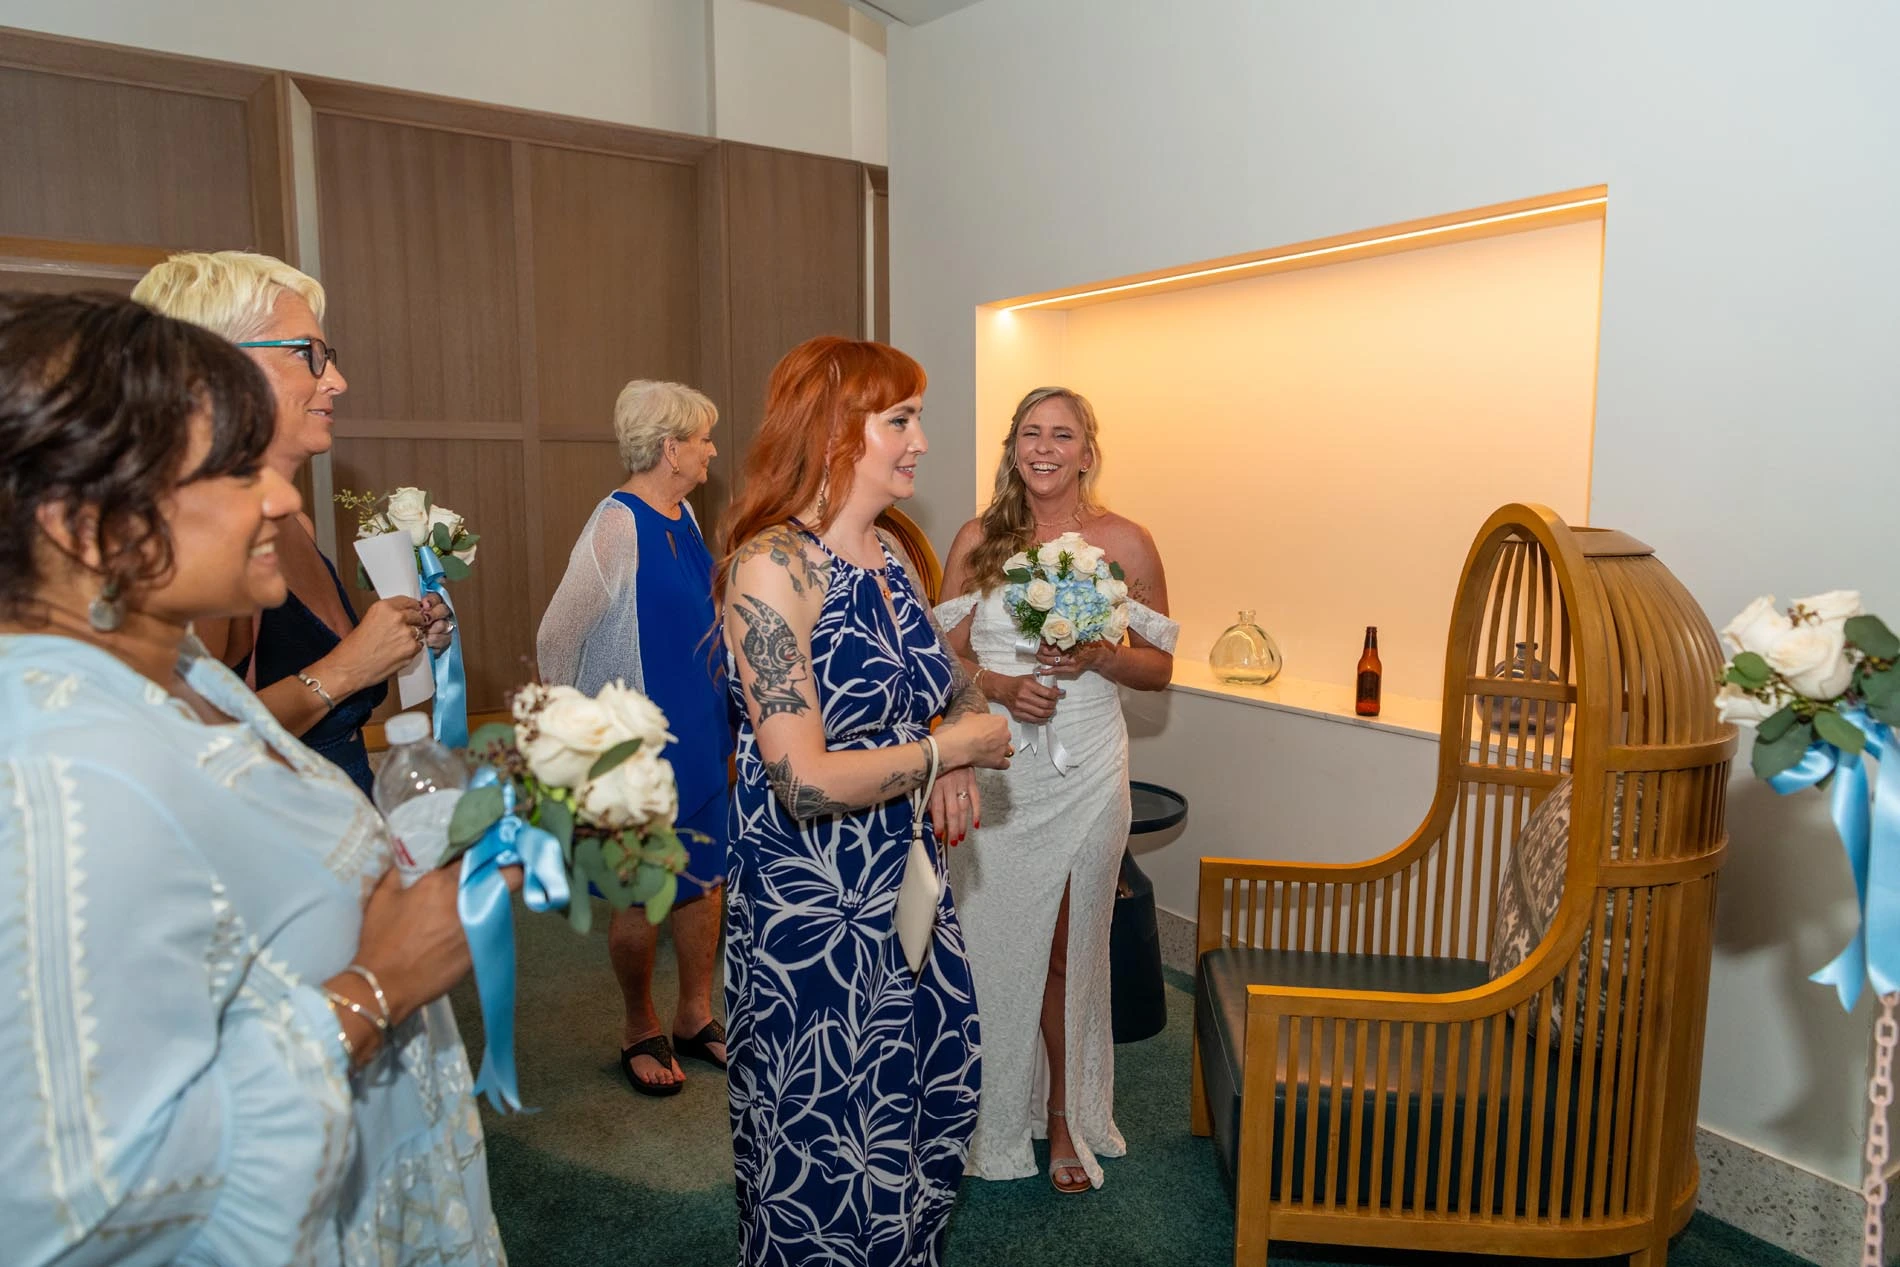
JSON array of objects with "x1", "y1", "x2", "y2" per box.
[
  {"x1": 296, "y1": 672, "x2": 337, "y2": 712},
  {"x1": 334, "y1": 1019, "x2": 356, "y2": 1064},
  {"x1": 343, "y1": 963, "x2": 392, "y2": 1028},
  {"x1": 324, "y1": 987, "x2": 391, "y2": 1039}
]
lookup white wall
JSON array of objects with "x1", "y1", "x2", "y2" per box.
[
  {"x1": 0, "y1": 0, "x2": 887, "y2": 162},
  {"x1": 890, "y1": 0, "x2": 1900, "y2": 1187}
]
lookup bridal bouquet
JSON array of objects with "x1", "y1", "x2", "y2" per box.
[
  {"x1": 999, "y1": 532, "x2": 1130, "y2": 774},
  {"x1": 1002, "y1": 530, "x2": 1130, "y2": 650},
  {"x1": 443, "y1": 680, "x2": 690, "y2": 1112},
  {"x1": 1719, "y1": 591, "x2": 1900, "y2": 1267},
  {"x1": 454, "y1": 681, "x2": 691, "y2": 929},
  {"x1": 337, "y1": 485, "x2": 479, "y2": 585}
]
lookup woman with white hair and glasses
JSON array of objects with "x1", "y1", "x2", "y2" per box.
[
  {"x1": 133, "y1": 251, "x2": 448, "y2": 795},
  {"x1": 537, "y1": 379, "x2": 735, "y2": 1096}
]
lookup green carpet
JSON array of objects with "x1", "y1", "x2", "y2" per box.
[{"x1": 454, "y1": 903, "x2": 1812, "y2": 1267}]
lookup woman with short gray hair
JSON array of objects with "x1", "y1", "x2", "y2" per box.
[{"x1": 537, "y1": 378, "x2": 733, "y2": 1095}]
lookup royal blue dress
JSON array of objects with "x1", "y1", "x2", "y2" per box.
[{"x1": 725, "y1": 527, "x2": 981, "y2": 1267}]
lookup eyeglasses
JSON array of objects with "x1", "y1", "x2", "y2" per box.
[{"x1": 235, "y1": 336, "x2": 340, "y2": 379}]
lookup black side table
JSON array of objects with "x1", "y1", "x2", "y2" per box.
[{"x1": 1111, "y1": 781, "x2": 1188, "y2": 1044}]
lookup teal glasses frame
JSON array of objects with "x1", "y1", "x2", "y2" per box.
[{"x1": 235, "y1": 336, "x2": 339, "y2": 379}]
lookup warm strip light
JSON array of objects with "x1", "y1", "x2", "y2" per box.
[{"x1": 1002, "y1": 195, "x2": 1608, "y2": 312}]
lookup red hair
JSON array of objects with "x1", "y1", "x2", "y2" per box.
[{"x1": 716, "y1": 335, "x2": 926, "y2": 605}]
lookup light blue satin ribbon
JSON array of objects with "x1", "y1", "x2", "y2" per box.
[
  {"x1": 1769, "y1": 708, "x2": 1899, "y2": 1011},
  {"x1": 418, "y1": 549, "x2": 468, "y2": 749},
  {"x1": 458, "y1": 766, "x2": 571, "y2": 1112}
]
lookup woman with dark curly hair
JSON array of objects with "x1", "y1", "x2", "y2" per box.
[{"x1": 0, "y1": 292, "x2": 511, "y2": 1266}]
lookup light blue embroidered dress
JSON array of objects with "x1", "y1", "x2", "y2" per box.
[{"x1": 0, "y1": 634, "x2": 504, "y2": 1266}]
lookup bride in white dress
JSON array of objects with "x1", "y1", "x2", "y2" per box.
[{"x1": 935, "y1": 387, "x2": 1177, "y2": 1193}]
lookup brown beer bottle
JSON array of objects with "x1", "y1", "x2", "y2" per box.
[{"x1": 1355, "y1": 626, "x2": 1382, "y2": 716}]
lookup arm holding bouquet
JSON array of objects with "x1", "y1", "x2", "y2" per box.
[
  {"x1": 726, "y1": 526, "x2": 1012, "y2": 822},
  {"x1": 1031, "y1": 516, "x2": 1173, "y2": 691}
]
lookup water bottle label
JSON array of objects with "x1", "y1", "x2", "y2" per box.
[{"x1": 386, "y1": 789, "x2": 464, "y2": 886}]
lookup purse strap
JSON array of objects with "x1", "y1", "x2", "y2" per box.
[{"x1": 908, "y1": 734, "x2": 941, "y2": 848}]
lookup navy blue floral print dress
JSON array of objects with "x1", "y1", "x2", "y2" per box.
[{"x1": 725, "y1": 528, "x2": 982, "y2": 1267}]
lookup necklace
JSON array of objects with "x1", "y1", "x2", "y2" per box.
[{"x1": 1033, "y1": 506, "x2": 1085, "y2": 535}]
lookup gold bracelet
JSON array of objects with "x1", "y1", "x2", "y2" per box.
[
  {"x1": 343, "y1": 963, "x2": 392, "y2": 1028},
  {"x1": 325, "y1": 987, "x2": 391, "y2": 1040}
]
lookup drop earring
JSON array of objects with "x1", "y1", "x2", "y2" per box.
[
  {"x1": 88, "y1": 577, "x2": 123, "y2": 633},
  {"x1": 816, "y1": 471, "x2": 830, "y2": 516}
]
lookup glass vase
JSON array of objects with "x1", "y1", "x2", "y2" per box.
[
  {"x1": 1487, "y1": 640, "x2": 1554, "y2": 736},
  {"x1": 1210, "y1": 610, "x2": 1283, "y2": 685}
]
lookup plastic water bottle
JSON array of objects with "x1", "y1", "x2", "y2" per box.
[{"x1": 374, "y1": 711, "x2": 468, "y2": 886}]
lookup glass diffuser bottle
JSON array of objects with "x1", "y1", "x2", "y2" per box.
[{"x1": 1210, "y1": 610, "x2": 1283, "y2": 685}]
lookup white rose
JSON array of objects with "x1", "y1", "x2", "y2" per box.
[
  {"x1": 1041, "y1": 614, "x2": 1078, "y2": 650},
  {"x1": 384, "y1": 486, "x2": 432, "y2": 547},
  {"x1": 1768, "y1": 623, "x2": 1855, "y2": 700},
  {"x1": 1715, "y1": 683, "x2": 1781, "y2": 724},
  {"x1": 1068, "y1": 544, "x2": 1106, "y2": 575},
  {"x1": 1721, "y1": 595, "x2": 1788, "y2": 658},
  {"x1": 576, "y1": 754, "x2": 679, "y2": 830},
  {"x1": 521, "y1": 688, "x2": 623, "y2": 788},
  {"x1": 1095, "y1": 577, "x2": 1129, "y2": 603},
  {"x1": 1003, "y1": 551, "x2": 1031, "y2": 575},
  {"x1": 1024, "y1": 578, "x2": 1058, "y2": 611},
  {"x1": 595, "y1": 680, "x2": 675, "y2": 750},
  {"x1": 1102, "y1": 607, "x2": 1128, "y2": 643},
  {"x1": 1794, "y1": 589, "x2": 1862, "y2": 627},
  {"x1": 423, "y1": 504, "x2": 463, "y2": 548}
]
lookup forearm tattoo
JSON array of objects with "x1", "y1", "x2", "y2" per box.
[
  {"x1": 763, "y1": 754, "x2": 853, "y2": 820},
  {"x1": 735, "y1": 526, "x2": 830, "y2": 597},
  {"x1": 734, "y1": 595, "x2": 811, "y2": 720}
]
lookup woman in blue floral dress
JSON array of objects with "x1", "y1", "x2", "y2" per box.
[{"x1": 718, "y1": 336, "x2": 1014, "y2": 1266}]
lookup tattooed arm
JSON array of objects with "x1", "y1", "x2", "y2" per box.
[{"x1": 727, "y1": 526, "x2": 1008, "y2": 822}]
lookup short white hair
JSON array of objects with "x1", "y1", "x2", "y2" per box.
[
  {"x1": 131, "y1": 250, "x2": 326, "y2": 342},
  {"x1": 614, "y1": 380, "x2": 717, "y2": 474}
]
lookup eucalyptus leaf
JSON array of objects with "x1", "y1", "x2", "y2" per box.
[
  {"x1": 644, "y1": 874, "x2": 678, "y2": 925},
  {"x1": 467, "y1": 721, "x2": 517, "y2": 753},
  {"x1": 588, "y1": 738, "x2": 644, "y2": 781},
  {"x1": 1003, "y1": 568, "x2": 1032, "y2": 584},
  {"x1": 457, "y1": 531, "x2": 481, "y2": 547},
  {"x1": 1757, "y1": 704, "x2": 1798, "y2": 744},
  {"x1": 1751, "y1": 722, "x2": 1815, "y2": 781},
  {"x1": 566, "y1": 859, "x2": 593, "y2": 934},
  {"x1": 580, "y1": 837, "x2": 638, "y2": 908},
  {"x1": 1729, "y1": 652, "x2": 1773, "y2": 689},
  {"x1": 1813, "y1": 708, "x2": 1867, "y2": 755},
  {"x1": 1861, "y1": 667, "x2": 1900, "y2": 705},
  {"x1": 431, "y1": 522, "x2": 453, "y2": 553},
  {"x1": 1847, "y1": 614, "x2": 1900, "y2": 660},
  {"x1": 1109, "y1": 561, "x2": 1125, "y2": 581},
  {"x1": 627, "y1": 860, "x2": 666, "y2": 903},
  {"x1": 537, "y1": 795, "x2": 575, "y2": 858},
  {"x1": 1869, "y1": 693, "x2": 1900, "y2": 727},
  {"x1": 447, "y1": 783, "x2": 507, "y2": 848},
  {"x1": 439, "y1": 554, "x2": 471, "y2": 581}
]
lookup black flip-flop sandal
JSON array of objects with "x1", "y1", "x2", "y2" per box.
[
  {"x1": 620, "y1": 1034, "x2": 684, "y2": 1097},
  {"x1": 672, "y1": 1019, "x2": 728, "y2": 1071}
]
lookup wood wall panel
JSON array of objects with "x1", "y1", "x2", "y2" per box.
[
  {"x1": 314, "y1": 114, "x2": 522, "y2": 424},
  {"x1": 328, "y1": 437, "x2": 533, "y2": 716},
  {"x1": 873, "y1": 187, "x2": 889, "y2": 344},
  {"x1": 0, "y1": 65, "x2": 259, "y2": 249},
  {"x1": 722, "y1": 144, "x2": 866, "y2": 464},
  {"x1": 528, "y1": 146, "x2": 700, "y2": 440}
]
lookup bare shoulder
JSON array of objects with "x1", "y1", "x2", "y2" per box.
[{"x1": 1086, "y1": 510, "x2": 1161, "y2": 567}]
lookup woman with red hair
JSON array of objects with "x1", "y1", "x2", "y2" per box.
[{"x1": 720, "y1": 335, "x2": 1013, "y2": 1265}]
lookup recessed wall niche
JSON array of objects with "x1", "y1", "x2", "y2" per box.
[{"x1": 973, "y1": 190, "x2": 1607, "y2": 719}]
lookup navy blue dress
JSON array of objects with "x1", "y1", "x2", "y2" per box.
[
  {"x1": 612, "y1": 491, "x2": 733, "y2": 892},
  {"x1": 725, "y1": 527, "x2": 981, "y2": 1267},
  {"x1": 240, "y1": 551, "x2": 385, "y2": 796}
]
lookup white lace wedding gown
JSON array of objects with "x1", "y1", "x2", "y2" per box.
[{"x1": 934, "y1": 589, "x2": 1178, "y2": 1187}]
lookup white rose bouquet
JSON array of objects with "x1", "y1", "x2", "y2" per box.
[
  {"x1": 1001, "y1": 530, "x2": 1130, "y2": 651},
  {"x1": 1716, "y1": 590, "x2": 1899, "y2": 778},
  {"x1": 448, "y1": 680, "x2": 692, "y2": 926},
  {"x1": 336, "y1": 485, "x2": 480, "y2": 585}
]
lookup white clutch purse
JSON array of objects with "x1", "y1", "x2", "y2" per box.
[{"x1": 893, "y1": 735, "x2": 942, "y2": 976}]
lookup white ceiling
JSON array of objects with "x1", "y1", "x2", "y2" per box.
[{"x1": 843, "y1": 0, "x2": 987, "y2": 26}]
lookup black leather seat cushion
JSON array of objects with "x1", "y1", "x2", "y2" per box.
[{"x1": 1196, "y1": 948, "x2": 1584, "y2": 1214}]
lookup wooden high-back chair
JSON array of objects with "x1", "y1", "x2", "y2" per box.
[{"x1": 1191, "y1": 504, "x2": 1736, "y2": 1266}]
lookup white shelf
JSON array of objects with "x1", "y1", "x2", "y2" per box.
[{"x1": 1162, "y1": 658, "x2": 1442, "y2": 740}]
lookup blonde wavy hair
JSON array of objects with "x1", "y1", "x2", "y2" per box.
[
  {"x1": 961, "y1": 386, "x2": 1103, "y2": 594},
  {"x1": 131, "y1": 250, "x2": 326, "y2": 342}
]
